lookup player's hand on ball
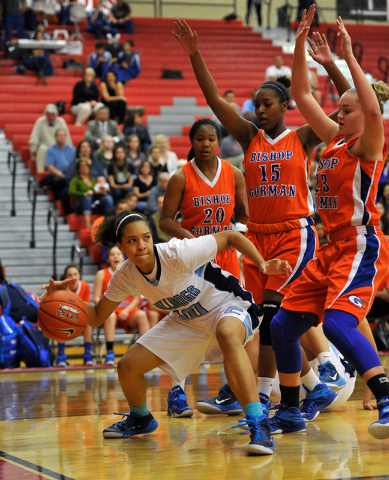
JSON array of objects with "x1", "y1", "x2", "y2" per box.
[
  {"x1": 261, "y1": 258, "x2": 292, "y2": 276},
  {"x1": 40, "y1": 278, "x2": 77, "y2": 302}
]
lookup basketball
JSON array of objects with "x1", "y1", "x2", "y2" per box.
[{"x1": 38, "y1": 290, "x2": 88, "y2": 342}]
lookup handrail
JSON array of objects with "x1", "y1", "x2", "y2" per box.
[
  {"x1": 47, "y1": 207, "x2": 59, "y2": 280},
  {"x1": 27, "y1": 175, "x2": 39, "y2": 248},
  {"x1": 7, "y1": 149, "x2": 17, "y2": 217},
  {"x1": 71, "y1": 244, "x2": 84, "y2": 278}
]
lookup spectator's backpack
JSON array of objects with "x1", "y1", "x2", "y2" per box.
[
  {"x1": 0, "y1": 312, "x2": 19, "y2": 369},
  {"x1": 18, "y1": 320, "x2": 54, "y2": 368},
  {"x1": 0, "y1": 282, "x2": 39, "y2": 323}
]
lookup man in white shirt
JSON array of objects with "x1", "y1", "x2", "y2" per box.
[{"x1": 265, "y1": 54, "x2": 291, "y2": 81}]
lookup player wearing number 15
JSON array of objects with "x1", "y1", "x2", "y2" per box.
[{"x1": 42, "y1": 211, "x2": 291, "y2": 455}]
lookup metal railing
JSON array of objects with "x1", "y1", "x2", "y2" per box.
[
  {"x1": 71, "y1": 244, "x2": 84, "y2": 278},
  {"x1": 47, "y1": 207, "x2": 59, "y2": 280},
  {"x1": 7, "y1": 149, "x2": 17, "y2": 217},
  {"x1": 27, "y1": 175, "x2": 40, "y2": 248}
]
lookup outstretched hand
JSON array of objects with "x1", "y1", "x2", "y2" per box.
[
  {"x1": 40, "y1": 278, "x2": 76, "y2": 302},
  {"x1": 336, "y1": 16, "x2": 352, "y2": 60},
  {"x1": 307, "y1": 31, "x2": 333, "y2": 66},
  {"x1": 261, "y1": 258, "x2": 292, "y2": 276},
  {"x1": 172, "y1": 19, "x2": 198, "y2": 55},
  {"x1": 295, "y1": 4, "x2": 316, "y2": 46}
]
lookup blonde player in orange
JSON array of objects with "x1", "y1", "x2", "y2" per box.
[
  {"x1": 159, "y1": 117, "x2": 248, "y2": 417},
  {"x1": 173, "y1": 19, "x2": 351, "y2": 418},
  {"x1": 56, "y1": 264, "x2": 94, "y2": 367},
  {"x1": 268, "y1": 6, "x2": 389, "y2": 438},
  {"x1": 93, "y1": 245, "x2": 153, "y2": 365}
]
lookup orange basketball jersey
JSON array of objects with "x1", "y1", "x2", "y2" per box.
[
  {"x1": 316, "y1": 134, "x2": 387, "y2": 235},
  {"x1": 102, "y1": 267, "x2": 134, "y2": 311},
  {"x1": 74, "y1": 280, "x2": 90, "y2": 303},
  {"x1": 243, "y1": 129, "x2": 315, "y2": 224},
  {"x1": 180, "y1": 158, "x2": 237, "y2": 236}
]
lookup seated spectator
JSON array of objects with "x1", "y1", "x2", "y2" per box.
[
  {"x1": 29, "y1": 103, "x2": 73, "y2": 174},
  {"x1": 265, "y1": 55, "x2": 296, "y2": 109},
  {"x1": 84, "y1": 106, "x2": 125, "y2": 150},
  {"x1": 144, "y1": 172, "x2": 169, "y2": 217},
  {"x1": 93, "y1": 134, "x2": 115, "y2": 174},
  {"x1": 18, "y1": 31, "x2": 53, "y2": 78},
  {"x1": 219, "y1": 134, "x2": 244, "y2": 170},
  {"x1": 242, "y1": 89, "x2": 259, "y2": 126},
  {"x1": 377, "y1": 201, "x2": 389, "y2": 239},
  {"x1": 149, "y1": 195, "x2": 171, "y2": 244},
  {"x1": 71, "y1": 68, "x2": 103, "y2": 126},
  {"x1": 148, "y1": 145, "x2": 167, "y2": 179},
  {"x1": 100, "y1": 70, "x2": 127, "y2": 125},
  {"x1": 68, "y1": 159, "x2": 114, "y2": 229},
  {"x1": 107, "y1": 144, "x2": 135, "y2": 202},
  {"x1": 56, "y1": 0, "x2": 70, "y2": 25},
  {"x1": 124, "y1": 191, "x2": 139, "y2": 212},
  {"x1": 93, "y1": 175, "x2": 111, "y2": 202},
  {"x1": 88, "y1": 41, "x2": 112, "y2": 79},
  {"x1": 86, "y1": 0, "x2": 117, "y2": 40},
  {"x1": 111, "y1": 39, "x2": 141, "y2": 84},
  {"x1": 152, "y1": 134, "x2": 178, "y2": 176},
  {"x1": 126, "y1": 134, "x2": 145, "y2": 172},
  {"x1": 309, "y1": 68, "x2": 322, "y2": 104},
  {"x1": 224, "y1": 89, "x2": 241, "y2": 114},
  {"x1": 4, "y1": 0, "x2": 25, "y2": 43},
  {"x1": 123, "y1": 108, "x2": 151, "y2": 153},
  {"x1": 107, "y1": 0, "x2": 134, "y2": 35},
  {"x1": 29, "y1": 20, "x2": 51, "y2": 40},
  {"x1": 39, "y1": 128, "x2": 75, "y2": 200},
  {"x1": 132, "y1": 160, "x2": 156, "y2": 212}
]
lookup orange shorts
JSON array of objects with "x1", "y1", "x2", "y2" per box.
[
  {"x1": 243, "y1": 225, "x2": 317, "y2": 304},
  {"x1": 116, "y1": 307, "x2": 140, "y2": 334},
  {"x1": 281, "y1": 227, "x2": 389, "y2": 324},
  {"x1": 215, "y1": 246, "x2": 241, "y2": 282}
]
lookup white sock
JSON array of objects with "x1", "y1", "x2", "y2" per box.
[
  {"x1": 172, "y1": 378, "x2": 186, "y2": 390},
  {"x1": 301, "y1": 368, "x2": 320, "y2": 391},
  {"x1": 258, "y1": 377, "x2": 274, "y2": 397},
  {"x1": 317, "y1": 352, "x2": 332, "y2": 365}
]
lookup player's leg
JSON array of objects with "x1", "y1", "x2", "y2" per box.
[
  {"x1": 103, "y1": 343, "x2": 163, "y2": 439},
  {"x1": 126, "y1": 309, "x2": 150, "y2": 337},
  {"x1": 83, "y1": 324, "x2": 95, "y2": 366},
  {"x1": 103, "y1": 313, "x2": 117, "y2": 365}
]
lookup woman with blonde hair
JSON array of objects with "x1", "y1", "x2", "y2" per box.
[
  {"x1": 93, "y1": 134, "x2": 115, "y2": 173},
  {"x1": 71, "y1": 68, "x2": 103, "y2": 125},
  {"x1": 153, "y1": 134, "x2": 178, "y2": 176}
]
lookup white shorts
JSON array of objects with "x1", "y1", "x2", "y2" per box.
[{"x1": 136, "y1": 302, "x2": 261, "y2": 382}]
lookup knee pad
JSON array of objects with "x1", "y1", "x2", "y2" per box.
[{"x1": 259, "y1": 301, "x2": 281, "y2": 346}]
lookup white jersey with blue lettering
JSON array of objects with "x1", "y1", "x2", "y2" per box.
[{"x1": 104, "y1": 235, "x2": 261, "y2": 381}]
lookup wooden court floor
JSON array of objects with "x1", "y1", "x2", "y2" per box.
[{"x1": 1, "y1": 358, "x2": 389, "y2": 480}]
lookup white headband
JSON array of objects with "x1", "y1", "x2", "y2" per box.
[{"x1": 115, "y1": 214, "x2": 144, "y2": 237}]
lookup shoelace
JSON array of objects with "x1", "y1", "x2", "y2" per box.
[
  {"x1": 299, "y1": 398, "x2": 314, "y2": 415},
  {"x1": 230, "y1": 414, "x2": 267, "y2": 436},
  {"x1": 318, "y1": 364, "x2": 334, "y2": 378},
  {"x1": 111, "y1": 412, "x2": 132, "y2": 429}
]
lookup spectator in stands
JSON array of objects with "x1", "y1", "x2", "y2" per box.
[
  {"x1": 245, "y1": 0, "x2": 262, "y2": 26},
  {"x1": 148, "y1": 145, "x2": 167, "y2": 179},
  {"x1": 93, "y1": 245, "x2": 152, "y2": 365},
  {"x1": 126, "y1": 134, "x2": 145, "y2": 172},
  {"x1": 56, "y1": 264, "x2": 95, "y2": 367},
  {"x1": 56, "y1": 0, "x2": 70, "y2": 26},
  {"x1": 242, "y1": 89, "x2": 259, "y2": 126},
  {"x1": 93, "y1": 134, "x2": 115, "y2": 174},
  {"x1": 224, "y1": 89, "x2": 241, "y2": 114},
  {"x1": 4, "y1": 0, "x2": 25, "y2": 43},
  {"x1": 88, "y1": 41, "x2": 112, "y2": 79},
  {"x1": 84, "y1": 105, "x2": 125, "y2": 150},
  {"x1": 123, "y1": 108, "x2": 151, "y2": 153},
  {"x1": 219, "y1": 133, "x2": 244, "y2": 170},
  {"x1": 107, "y1": 0, "x2": 134, "y2": 35},
  {"x1": 71, "y1": 68, "x2": 102, "y2": 126},
  {"x1": 40, "y1": 128, "x2": 75, "y2": 200},
  {"x1": 111, "y1": 39, "x2": 141, "y2": 85},
  {"x1": 149, "y1": 195, "x2": 171, "y2": 244},
  {"x1": 265, "y1": 55, "x2": 297, "y2": 109},
  {"x1": 86, "y1": 0, "x2": 117, "y2": 40},
  {"x1": 18, "y1": 30, "x2": 53, "y2": 78},
  {"x1": 29, "y1": 103, "x2": 73, "y2": 174},
  {"x1": 125, "y1": 191, "x2": 139, "y2": 212},
  {"x1": 29, "y1": 20, "x2": 50, "y2": 40},
  {"x1": 132, "y1": 159, "x2": 156, "y2": 212},
  {"x1": 144, "y1": 172, "x2": 169, "y2": 217},
  {"x1": 68, "y1": 159, "x2": 114, "y2": 229},
  {"x1": 152, "y1": 134, "x2": 178, "y2": 176},
  {"x1": 107, "y1": 144, "x2": 135, "y2": 202},
  {"x1": 309, "y1": 68, "x2": 322, "y2": 104},
  {"x1": 100, "y1": 70, "x2": 127, "y2": 125}
]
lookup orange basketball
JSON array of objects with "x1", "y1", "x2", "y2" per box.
[{"x1": 38, "y1": 290, "x2": 88, "y2": 342}]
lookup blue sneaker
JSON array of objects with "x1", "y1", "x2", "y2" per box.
[
  {"x1": 318, "y1": 362, "x2": 347, "y2": 391},
  {"x1": 233, "y1": 413, "x2": 274, "y2": 455},
  {"x1": 104, "y1": 350, "x2": 115, "y2": 366},
  {"x1": 196, "y1": 383, "x2": 243, "y2": 415},
  {"x1": 102, "y1": 412, "x2": 158, "y2": 438},
  {"x1": 300, "y1": 384, "x2": 338, "y2": 421},
  {"x1": 259, "y1": 392, "x2": 271, "y2": 418},
  {"x1": 268, "y1": 402, "x2": 306, "y2": 434},
  {"x1": 167, "y1": 386, "x2": 194, "y2": 418},
  {"x1": 368, "y1": 396, "x2": 389, "y2": 439},
  {"x1": 56, "y1": 354, "x2": 68, "y2": 367},
  {"x1": 83, "y1": 352, "x2": 95, "y2": 366}
]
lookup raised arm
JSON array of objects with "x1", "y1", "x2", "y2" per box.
[
  {"x1": 172, "y1": 19, "x2": 257, "y2": 150},
  {"x1": 292, "y1": 6, "x2": 339, "y2": 146}
]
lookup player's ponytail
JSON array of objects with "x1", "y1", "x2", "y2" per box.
[{"x1": 372, "y1": 81, "x2": 389, "y2": 114}]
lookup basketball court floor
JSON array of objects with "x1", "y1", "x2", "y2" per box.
[{"x1": 1, "y1": 358, "x2": 389, "y2": 480}]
